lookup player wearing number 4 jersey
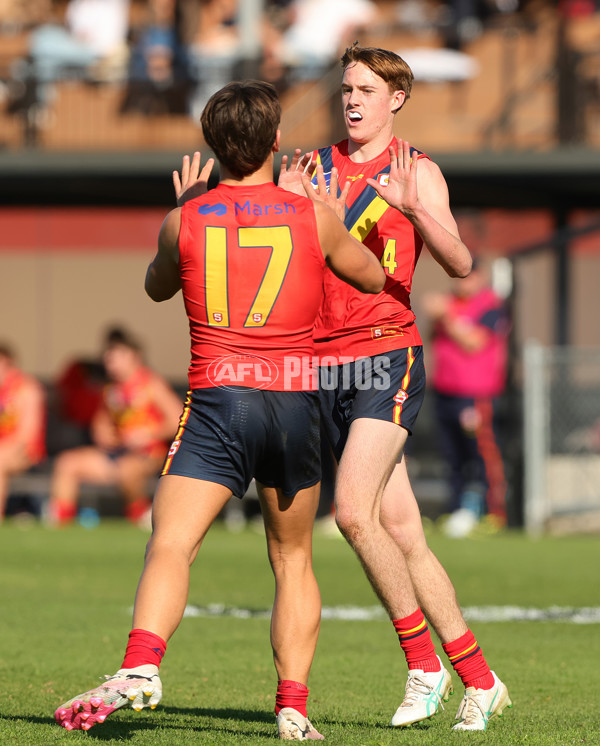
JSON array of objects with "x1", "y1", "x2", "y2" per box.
[
  {"x1": 54, "y1": 80, "x2": 385, "y2": 740},
  {"x1": 279, "y1": 44, "x2": 512, "y2": 732}
]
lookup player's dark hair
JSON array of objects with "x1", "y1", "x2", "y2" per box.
[
  {"x1": 201, "y1": 80, "x2": 281, "y2": 178},
  {"x1": 103, "y1": 329, "x2": 141, "y2": 354},
  {"x1": 341, "y1": 43, "x2": 413, "y2": 103}
]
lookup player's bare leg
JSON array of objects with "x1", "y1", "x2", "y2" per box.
[
  {"x1": 115, "y1": 453, "x2": 163, "y2": 524},
  {"x1": 0, "y1": 471, "x2": 8, "y2": 521},
  {"x1": 379, "y1": 457, "x2": 468, "y2": 643},
  {"x1": 335, "y1": 419, "x2": 454, "y2": 728},
  {"x1": 259, "y1": 482, "x2": 324, "y2": 740},
  {"x1": 259, "y1": 483, "x2": 321, "y2": 684},
  {"x1": 55, "y1": 475, "x2": 232, "y2": 731},
  {"x1": 380, "y1": 457, "x2": 511, "y2": 729},
  {"x1": 133, "y1": 475, "x2": 232, "y2": 640},
  {"x1": 0, "y1": 445, "x2": 32, "y2": 520},
  {"x1": 47, "y1": 447, "x2": 117, "y2": 525},
  {"x1": 334, "y1": 418, "x2": 419, "y2": 619}
]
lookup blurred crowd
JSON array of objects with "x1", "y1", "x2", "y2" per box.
[
  {"x1": 0, "y1": 0, "x2": 540, "y2": 124},
  {"x1": 0, "y1": 0, "x2": 378, "y2": 122}
]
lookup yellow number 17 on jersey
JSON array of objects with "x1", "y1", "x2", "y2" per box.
[{"x1": 205, "y1": 225, "x2": 293, "y2": 328}]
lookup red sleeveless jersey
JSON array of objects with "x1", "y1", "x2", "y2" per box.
[
  {"x1": 312, "y1": 139, "x2": 426, "y2": 360},
  {"x1": 178, "y1": 182, "x2": 326, "y2": 391},
  {"x1": 0, "y1": 369, "x2": 46, "y2": 462},
  {"x1": 103, "y1": 367, "x2": 169, "y2": 458}
]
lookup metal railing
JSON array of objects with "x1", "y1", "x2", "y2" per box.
[{"x1": 524, "y1": 342, "x2": 600, "y2": 535}]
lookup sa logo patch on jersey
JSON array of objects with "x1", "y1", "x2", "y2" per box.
[{"x1": 378, "y1": 174, "x2": 390, "y2": 186}]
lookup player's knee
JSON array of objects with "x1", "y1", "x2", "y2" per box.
[
  {"x1": 334, "y1": 504, "x2": 372, "y2": 546},
  {"x1": 381, "y1": 510, "x2": 426, "y2": 555},
  {"x1": 53, "y1": 449, "x2": 81, "y2": 476},
  {"x1": 267, "y1": 538, "x2": 311, "y2": 570},
  {"x1": 116, "y1": 461, "x2": 149, "y2": 491},
  {"x1": 145, "y1": 531, "x2": 196, "y2": 565}
]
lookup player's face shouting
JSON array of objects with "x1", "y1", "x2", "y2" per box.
[{"x1": 341, "y1": 62, "x2": 404, "y2": 145}]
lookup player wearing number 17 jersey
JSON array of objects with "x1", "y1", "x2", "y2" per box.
[
  {"x1": 177, "y1": 180, "x2": 328, "y2": 391},
  {"x1": 53, "y1": 80, "x2": 384, "y2": 740}
]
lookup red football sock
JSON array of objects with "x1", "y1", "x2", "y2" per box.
[
  {"x1": 443, "y1": 630, "x2": 494, "y2": 690},
  {"x1": 393, "y1": 609, "x2": 441, "y2": 672},
  {"x1": 275, "y1": 680, "x2": 309, "y2": 717},
  {"x1": 51, "y1": 501, "x2": 78, "y2": 525},
  {"x1": 125, "y1": 498, "x2": 152, "y2": 523},
  {"x1": 121, "y1": 628, "x2": 167, "y2": 669}
]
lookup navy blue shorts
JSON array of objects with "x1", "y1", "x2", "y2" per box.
[
  {"x1": 162, "y1": 387, "x2": 321, "y2": 498},
  {"x1": 319, "y1": 346, "x2": 426, "y2": 461}
]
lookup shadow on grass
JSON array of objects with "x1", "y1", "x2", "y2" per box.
[
  {"x1": 161, "y1": 705, "x2": 274, "y2": 723},
  {"x1": 2, "y1": 706, "x2": 284, "y2": 741},
  {"x1": 161, "y1": 706, "x2": 407, "y2": 733},
  {"x1": 1, "y1": 705, "x2": 410, "y2": 740}
]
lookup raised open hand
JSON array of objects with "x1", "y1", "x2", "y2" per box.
[
  {"x1": 278, "y1": 149, "x2": 317, "y2": 196},
  {"x1": 301, "y1": 165, "x2": 351, "y2": 222},
  {"x1": 173, "y1": 151, "x2": 215, "y2": 206},
  {"x1": 366, "y1": 139, "x2": 419, "y2": 215}
]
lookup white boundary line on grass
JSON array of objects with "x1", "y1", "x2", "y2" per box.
[{"x1": 180, "y1": 604, "x2": 600, "y2": 624}]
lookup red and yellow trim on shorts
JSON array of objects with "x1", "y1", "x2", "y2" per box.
[
  {"x1": 161, "y1": 391, "x2": 192, "y2": 476},
  {"x1": 392, "y1": 346, "x2": 415, "y2": 425}
]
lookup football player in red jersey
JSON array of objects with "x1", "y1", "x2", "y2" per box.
[
  {"x1": 279, "y1": 45, "x2": 511, "y2": 732},
  {"x1": 47, "y1": 332, "x2": 182, "y2": 527},
  {"x1": 0, "y1": 344, "x2": 46, "y2": 521},
  {"x1": 53, "y1": 80, "x2": 385, "y2": 740}
]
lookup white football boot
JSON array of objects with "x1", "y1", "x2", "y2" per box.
[
  {"x1": 453, "y1": 671, "x2": 512, "y2": 731},
  {"x1": 277, "y1": 707, "x2": 324, "y2": 740},
  {"x1": 391, "y1": 657, "x2": 453, "y2": 727}
]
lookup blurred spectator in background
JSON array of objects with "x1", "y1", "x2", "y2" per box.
[
  {"x1": 440, "y1": 0, "x2": 520, "y2": 50},
  {"x1": 0, "y1": 0, "x2": 49, "y2": 32},
  {"x1": 47, "y1": 330, "x2": 182, "y2": 527},
  {"x1": 53, "y1": 357, "x2": 105, "y2": 443},
  {"x1": 0, "y1": 343, "x2": 46, "y2": 522},
  {"x1": 2, "y1": 0, "x2": 52, "y2": 129},
  {"x1": 18, "y1": 0, "x2": 130, "y2": 110},
  {"x1": 48, "y1": 326, "x2": 131, "y2": 455},
  {"x1": 275, "y1": 0, "x2": 377, "y2": 81},
  {"x1": 422, "y1": 259, "x2": 510, "y2": 538},
  {"x1": 121, "y1": 0, "x2": 190, "y2": 115},
  {"x1": 183, "y1": 0, "x2": 240, "y2": 120}
]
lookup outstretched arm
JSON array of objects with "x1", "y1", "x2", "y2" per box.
[
  {"x1": 311, "y1": 201, "x2": 385, "y2": 294},
  {"x1": 366, "y1": 139, "x2": 472, "y2": 278}
]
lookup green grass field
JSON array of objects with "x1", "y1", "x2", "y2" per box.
[{"x1": 1, "y1": 520, "x2": 599, "y2": 745}]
